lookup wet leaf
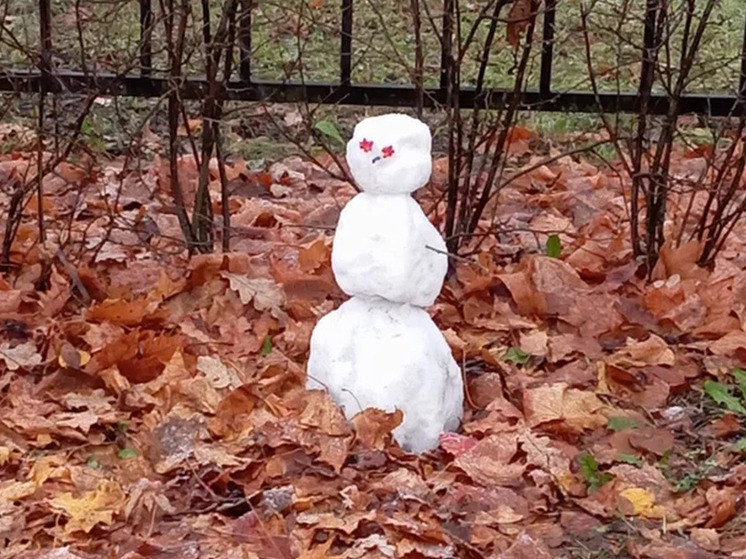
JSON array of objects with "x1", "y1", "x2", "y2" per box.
[
  {"x1": 221, "y1": 272, "x2": 287, "y2": 321},
  {"x1": 50, "y1": 480, "x2": 125, "y2": 533},
  {"x1": 0, "y1": 341, "x2": 42, "y2": 371},
  {"x1": 607, "y1": 416, "x2": 638, "y2": 432},
  {"x1": 579, "y1": 452, "x2": 613, "y2": 492},
  {"x1": 704, "y1": 380, "x2": 746, "y2": 415},
  {"x1": 502, "y1": 347, "x2": 530, "y2": 365},
  {"x1": 546, "y1": 234, "x2": 562, "y2": 258},
  {"x1": 314, "y1": 120, "x2": 345, "y2": 145}
]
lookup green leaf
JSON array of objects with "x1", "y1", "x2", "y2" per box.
[
  {"x1": 704, "y1": 380, "x2": 746, "y2": 415},
  {"x1": 314, "y1": 120, "x2": 345, "y2": 146},
  {"x1": 261, "y1": 336, "x2": 273, "y2": 356},
  {"x1": 87, "y1": 456, "x2": 101, "y2": 469},
  {"x1": 501, "y1": 347, "x2": 530, "y2": 365},
  {"x1": 579, "y1": 452, "x2": 613, "y2": 492},
  {"x1": 118, "y1": 448, "x2": 138, "y2": 460},
  {"x1": 617, "y1": 453, "x2": 643, "y2": 467},
  {"x1": 732, "y1": 368, "x2": 746, "y2": 400},
  {"x1": 116, "y1": 421, "x2": 129, "y2": 433},
  {"x1": 579, "y1": 452, "x2": 599, "y2": 481},
  {"x1": 607, "y1": 416, "x2": 638, "y2": 432},
  {"x1": 735, "y1": 438, "x2": 746, "y2": 453},
  {"x1": 546, "y1": 234, "x2": 562, "y2": 258}
]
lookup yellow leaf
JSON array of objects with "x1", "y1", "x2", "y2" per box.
[
  {"x1": 50, "y1": 480, "x2": 126, "y2": 533},
  {"x1": 0, "y1": 481, "x2": 36, "y2": 504},
  {"x1": 619, "y1": 487, "x2": 666, "y2": 518},
  {"x1": 29, "y1": 455, "x2": 67, "y2": 486}
]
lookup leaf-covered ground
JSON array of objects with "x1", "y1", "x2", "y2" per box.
[{"x1": 2, "y1": 124, "x2": 746, "y2": 558}]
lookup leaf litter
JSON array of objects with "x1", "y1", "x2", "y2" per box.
[{"x1": 1, "y1": 131, "x2": 746, "y2": 558}]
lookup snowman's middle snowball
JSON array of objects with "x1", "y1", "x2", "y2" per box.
[{"x1": 332, "y1": 192, "x2": 448, "y2": 307}]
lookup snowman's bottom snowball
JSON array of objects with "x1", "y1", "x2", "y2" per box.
[{"x1": 306, "y1": 297, "x2": 463, "y2": 454}]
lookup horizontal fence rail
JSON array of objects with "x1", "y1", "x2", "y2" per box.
[{"x1": 0, "y1": 0, "x2": 745, "y2": 116}]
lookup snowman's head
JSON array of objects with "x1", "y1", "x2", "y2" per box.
[{"x1": 346, "y1": 114, "x2": 432, "y2": 194}]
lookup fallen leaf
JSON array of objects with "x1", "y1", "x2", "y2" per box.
[
  {"x1": 86, "y1": 297, "x2": 154, "y2": 326},
  {"x1": 523, "y1": 383, "x2": 608, "y2": 432},
  {"x1": 0, "y1": 341, "x2": 42, "y2": 371},
  {"x1": 221, "y1": 272, "x2": 287, "y2": 321},
  {"x1": 351, "y1": 408, "x2": 403, "y2": 450},
  {"x1": 607, "y1": 334, "x2": 675, "y2": 367},
  {"x1": 454, "y1": 434, "x2": 524, "y2": 486},
  {"x1": 619, "y1": 487, "x2": 666, "y2": 518},
  {"x1": 50, "y1": 480, "x2": 126, "y2": 533},
  {"x1": 299, "y1": 390, "x2": 350, "y2": 436},
  {"x1": 197, "y1": 355, "x2": 241, "y2": 390}
]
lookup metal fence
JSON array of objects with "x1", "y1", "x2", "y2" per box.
[{"x1": 1, "y1": 0, "x2": 746, "y2": 116}]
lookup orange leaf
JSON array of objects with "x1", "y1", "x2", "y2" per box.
[
  {"x1": 87, "y1": 297, "x2": 153, "y2": 326},
  {"x1": 351, "y1": 408, "x2": 402, "y2": 450},
  {"x1": 298, "y1": 238, "x2": 331, "y2": 273},
  {"x1": 506, "y1": 0, "x2": 532, "y2": 48}
]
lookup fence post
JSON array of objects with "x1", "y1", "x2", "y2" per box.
[
  {"x1": 39, "y1": 0, "x2": 52, "y2": 86},
  {"x1": 539, "y1": 0, "x2": 556, "y2": 95},
  {"x1": 140, "y1": 0, "x2": 153, "y2": 76},
  {"x1": 440, "y1": 0, "x2": 454, "y2": 95},
  {"x1": 340, "y1": 0, "x2": 353, "y2": 85},
  {"x1": 738, "y1": 8, "x2": 746, "y2": 105},
  {"x1": 239, "y1": 0, "x2": 252, "y2": 82}
]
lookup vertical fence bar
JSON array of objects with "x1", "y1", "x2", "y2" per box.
[
  {"x1": 440, "y1": 0, "x2": 454, "y2": 92},
  {"x1": 539, "y1": 0, "x2": 556, "y2": 95},
  {"x1": 140, "y1": 0, "x2": 153, "y2": 76},
  {"x1": 39, "y1": 0, "x2": 52, "y2": 80},
  {"x1": 340, "y1": 0, "x2": 353, "y2": 85},
  {"x1": 239, "y1": 0, "x2": 252, "y2": 82},
  {"x1": 739, "y1": 9, "x2": 746, "y2": 102},
  {"x1": 637, "y1": 0, "x2": 658, "y2": 111}
]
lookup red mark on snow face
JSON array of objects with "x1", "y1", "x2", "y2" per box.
[
  {"x1": 359, "y1": 138, "x2": 374, "y2": 152},
  {"x1": 382, "y1": 145, "x2": 395, "y2": 158}
]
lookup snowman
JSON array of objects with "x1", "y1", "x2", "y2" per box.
[{"x1": 306, "y1": 113, "x2": 463, "y2": 454}]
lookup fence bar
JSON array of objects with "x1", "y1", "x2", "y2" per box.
[
  {"x1": 739, "y1": 8, "x2": 746, "y2": 100},
  {"x1": 539, "y1": 0, "x2": 556, "y2": 94},
  {"x1": 440, "y1": 0, "x2": 454, "y2": 91},
  {"x1": 38, "y1": 0, "x2": 52, "y2": 87},
  {"x1": 340, "y1": 0, "x2": 353, "y2": 84},
  {"x1": 238, "y1": 0, "x2": 252, "y2": 82},
  {"x1": 140, "y1": 0, "x2": 153, "y2": 76},
  {"x1": 2, "y1": 71, "x2": 741, "y2": 116},
  {"x1": 637, "y1": 0, "x2": 658, "y2": 111}
]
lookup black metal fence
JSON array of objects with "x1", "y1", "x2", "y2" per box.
[{"x1": 1, "y1": 0, "x2": 746, "y2": 116}]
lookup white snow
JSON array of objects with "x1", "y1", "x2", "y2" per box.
[
  {"x1": 306, "y1": 113, "x2": 463, "y2": 454},
  {"x1": 332, "y1": 192, "x2": 448, "y2": 307},
  {"x1": 346, "y1": 114, "x2": 432, "y2": 194},
  {"x1": 306, "y1": 297, "x2": 463, "y2": 454}
]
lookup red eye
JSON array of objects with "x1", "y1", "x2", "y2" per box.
[
  {"x1": 360, "y1": 138, "x2": 374, "y2": 152},
  {"x1": 382, "y1": 145, "x2": 395, "y2": 158}
]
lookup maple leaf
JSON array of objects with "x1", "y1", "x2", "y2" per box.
[
  {"x1": 86, "y1": 297, "x2": 155, "y2": 326},
  {"x1": 0, "y1": 341, "x2": 42, "y2": 371},
  {"x1": 221, "y1": 272, "x2": 287, "y2": 322},
  {"x1": 299, "y1": 390, "x2": 350, "y2": 436},
  {"x1": 607, "y1": 334, "x2": 675, "y2": 367},
  {"x1": 619, "y1": 487, "x2": 666, "y2": 518},
  {"x1": 351, "y1": 408, "x2": 403, "y2": 450},
  {"x1": 0, "y1": 481, "x2": 36, "y2": 505},
  {"x1": 454, "y1": 434, "x2": 525, "y2": 486},
  {"x1": 523, "y1": 383, "x2": 608, "y2": 432},
  {"x1": 197, "y1": 355, "x2": 241, "y2": 390},
  {"x1": 50, "y1": 480, "x2": 126, "y2": 534}
]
